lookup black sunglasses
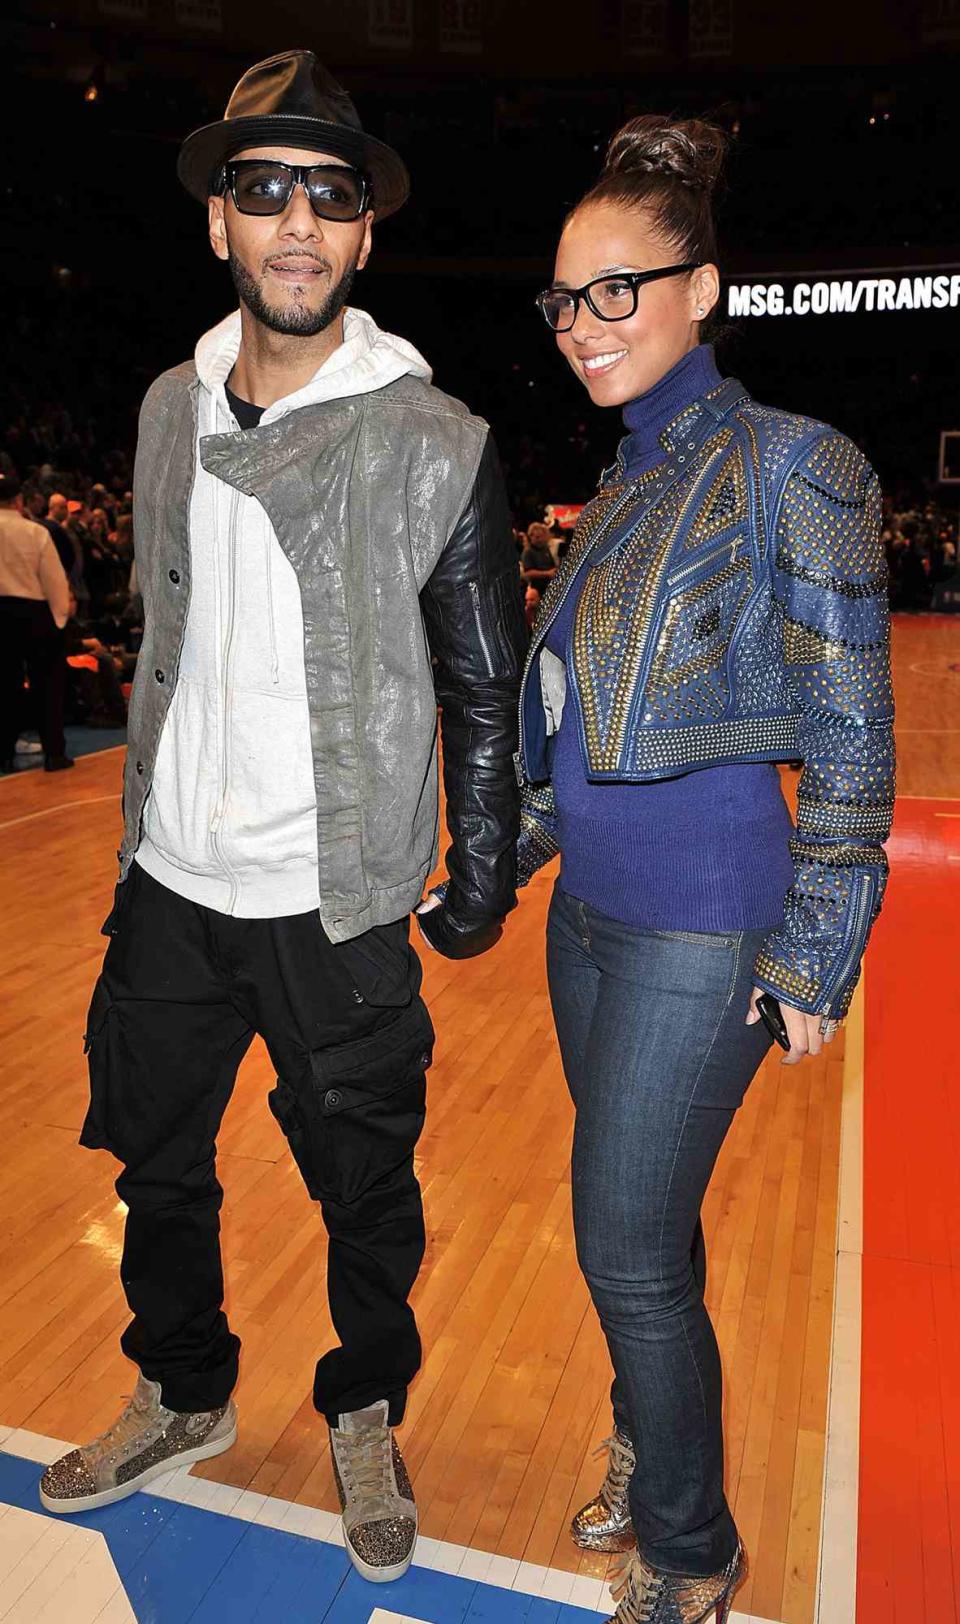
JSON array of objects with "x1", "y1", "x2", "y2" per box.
[
  {"x1": 536, "y1": 262, "x2": 704, "y2": 332},
  {"x1": 222, "y1": 159, "x2": 371, "y2": 222}
]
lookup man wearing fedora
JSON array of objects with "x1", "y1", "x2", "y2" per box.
[{"x1": 39, "y1": 51, "x2": 525, "y2": 1584}]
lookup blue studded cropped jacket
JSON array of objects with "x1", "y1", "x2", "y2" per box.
[{"x1": 516, "y1": 376, "x2": 895, "y2": 1020}]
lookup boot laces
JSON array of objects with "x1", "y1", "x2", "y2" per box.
[
  {"x1": 610, "y1": 1551, "x2": 660, "y2": 1624},
  {"x1": 595, "y1": 1431, "x2": 633, "y2": 1509}
]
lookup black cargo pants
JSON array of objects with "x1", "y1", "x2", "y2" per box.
[{"x1": 81, "y1": 862, "x2": 433, "y2": 1424}]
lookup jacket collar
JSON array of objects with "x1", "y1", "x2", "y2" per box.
[
  {"x1": 195, "y1": 390, "x2": 366, "y2": 497},
  {"x1": 604, "y1": 376, "x2": 751, "y2": 488},
  {"x1": 193, "y1": 305, "x2": 431, "y2": 425},
  {"x1": 526, "y1": 376, "x2": 752, "y2": 690}
]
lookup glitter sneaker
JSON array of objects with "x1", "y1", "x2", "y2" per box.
[
  {"x1": 329, "y1": 1400, "x2": 417, "y2": 1583},
  {"x1": 571, "y1": 1426, "x2": 636, "y2": 1552},
  {"x1": 38, "y1": 1374, "x2": 237, "y2": 1513}
]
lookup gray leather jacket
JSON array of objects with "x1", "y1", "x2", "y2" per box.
[{"x1": 120, "y1": 364, "x2": 526, "y2": 944}]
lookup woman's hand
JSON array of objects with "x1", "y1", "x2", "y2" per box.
[
  {"x1": 414, "y1": 890, "x2": 442, "y2": 952},
  {"x1": 746, "y1": 987, "x2": 840, "y2": 1066}
]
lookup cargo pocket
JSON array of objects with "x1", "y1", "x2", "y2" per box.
[
  {"x1": 269, "y1": 997, "x2": 434, "y2": 1206},
  {"x1": 79, "y1": 978, "x2": 115, "y2": 1151},
  {"x1": 335, "y1": 917, "x2": 417, "y2": 1008}
]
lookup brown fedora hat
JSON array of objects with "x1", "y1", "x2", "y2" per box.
[{"x1": 178, "y1": 50, "x2": 410, "y2": 219}]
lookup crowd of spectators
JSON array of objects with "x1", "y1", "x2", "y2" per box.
[
  {"x1": 513, "y1": 492, "x2": 960, "y2": 623},
  {"x1": 883, "y1": 494, "x2": 960, "y2": 611},
  {"x1": 2, "y1": 389, "x2": 959, "y2": 775},
  {"x1": 0, "y1": 408, "x2": 143, "y2": 765}
]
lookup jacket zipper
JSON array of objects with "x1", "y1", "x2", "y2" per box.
[
  {"x1": 210, "y1": 484, "x2": 243, "y2": 912},
  {"x1": 517, "y1": 484, "x2": 636, "y2": 780},
  {"x1": 822, "y1": 872, "x2": 876, "y2": 1014},
  {"x1": 666, "y1": 534, "x2": 744, "y2": 589},
  {"x1": 469, "y1": 580, "x2": 496, "y2": 678},
  {"x1": 617, "y1": 445, "x2": 733, "y2": 749}
]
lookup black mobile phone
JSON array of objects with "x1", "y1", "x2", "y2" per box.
[{"x1": 756, "y1": 992, "x2": 791, "y2": 1052}]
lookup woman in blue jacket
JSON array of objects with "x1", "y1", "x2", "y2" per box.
[{"x1": 518, "y1": 116, "x2": 893, "y2": 1623}]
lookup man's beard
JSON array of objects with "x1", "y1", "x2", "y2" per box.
[{"x1": 228, "y1": 250, "x2": 358, "y2": 337}]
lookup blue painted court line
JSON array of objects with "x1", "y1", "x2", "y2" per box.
[{"x1": 0, "y1": 1447, "x2": 605, "y2": 1623}]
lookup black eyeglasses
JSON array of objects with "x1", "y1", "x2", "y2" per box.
[
  {"x1": 536, "y1": 262, "x2": 704, "y2": 332},
  {"x1": 222, "y1": 160, "x2": 371, "y2": 222}
]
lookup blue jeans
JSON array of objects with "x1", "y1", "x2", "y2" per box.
[{"x1": 546, "y1": 884, "x2": 773, "y2": 1575}]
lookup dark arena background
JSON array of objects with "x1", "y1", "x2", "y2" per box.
[
  {"x1": 5, "y1": 1, "x2": 960, "y2": 518},
  {"x1": 2, "y1": 6, "x2": 960, "y2": 1624}
]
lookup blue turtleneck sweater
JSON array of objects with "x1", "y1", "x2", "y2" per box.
[{"x1": 544, "y1": 346, "x2": 795, "y2": 933}]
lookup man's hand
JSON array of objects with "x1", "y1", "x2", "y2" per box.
[{"x1": 746, "y1": 986, "x2": 840, "y2": 1066}]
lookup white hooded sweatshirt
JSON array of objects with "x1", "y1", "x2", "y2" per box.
[{"x1": 136, "y1": 306, "x2": 432, "y2": 917}]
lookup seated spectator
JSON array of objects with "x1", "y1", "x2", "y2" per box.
[
  {"x1": 521, "y1": 521, "x2": 558, "y2": 586},
  {"x1": 94, "y1": 590, "x2": 141, "y2": 669},
  {"x1": 63, "y1": 593, "x2": 128, "y2": 728}
]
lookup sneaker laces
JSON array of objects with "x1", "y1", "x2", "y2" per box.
[
  {"x1": 82, "y1": 1382, "x2": 164, "y2": 1469},
  {"x1": 595, "y1": 1431, "x2": 633, "y2": 1510},
  {"x1": 610, "y1": 1551, "x2": 660, "y2": 1624},
  {"x1": 340, "y1": 1423, "x2": 394, "y2": 1502}
]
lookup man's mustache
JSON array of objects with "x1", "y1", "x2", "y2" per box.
[{"x1": 261, "y1": 250, "x2": 332, "y2": 274}]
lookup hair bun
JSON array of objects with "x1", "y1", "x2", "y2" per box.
[{"x1": 603, "y1": 116, "x2": 727, "y2": 194}]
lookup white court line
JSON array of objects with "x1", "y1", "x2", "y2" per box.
[
  {"x1": 815, "y1": 980, "x2": 864, "y2": 1623},
  {"x1": 0, "y1": 1426, "x2": 779, "y2": 1621},
  {"x1": 0, "y1": 795, "x2": 120, "y2": 833}
]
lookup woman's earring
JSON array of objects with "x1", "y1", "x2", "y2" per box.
[{"x1": 696, "y1": 306, "x2": 705, "y2": 317}]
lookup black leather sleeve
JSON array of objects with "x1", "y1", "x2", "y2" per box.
[{"x1": 418, "y1": 434, "x2": 527, "y2": 957}]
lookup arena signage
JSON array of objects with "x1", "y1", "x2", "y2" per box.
[{"x1": 726, "y1": 271, "x2": 960, "y2": 318}]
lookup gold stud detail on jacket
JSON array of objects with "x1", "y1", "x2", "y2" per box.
[{"x1": 517, "y1": 391, "x2": 893, "y2": 1023}]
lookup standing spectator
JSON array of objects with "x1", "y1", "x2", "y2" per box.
[
  {"x1": 87, "y1": 507, "x2": 122, "y2": 600},
  {"x1": 0, "y1": 472, "x2": 73, "y2": 773},
  {"x1": 47, "y1": 492, "x2": 70, "y2": 527},
  {"x1": 89, "y1": 482, "x2": 117, "y2": 528},
  {"x1": 22, "y1": 485, "x2": 76, "y2": 579},
  {"x1": 48, "y1": 491, "x2": 86, "y2": 597},
  {"x1": 112, "y1": 512, "x2": 134, "y2": 565},
  {"x1": 73, "y1": 499, "x2": 114, "y2": 614}
]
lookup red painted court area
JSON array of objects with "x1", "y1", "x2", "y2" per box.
[{"x1": 860, "y1": 796, "x2": 960, "y2": 1619}]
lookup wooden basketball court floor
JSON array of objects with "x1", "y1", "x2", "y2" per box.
[{"x1": 0, "y1": 612, "x2": 956, "y2": 1623}]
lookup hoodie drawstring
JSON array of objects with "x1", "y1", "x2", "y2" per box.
[
  {"x1": 264, "y1": 527, "x2": 280, "y2": 686},
  {"x1": 196, "y1": 304, "x2": 433, "y2": 698}
]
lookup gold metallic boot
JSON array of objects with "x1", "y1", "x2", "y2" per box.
[
  {"x1": 607, "y1": 1543, "x2": 745, "y2": 1624},
  {"x1": 571, "y1": 1427, "x2": 636, "y2": 1553}
]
